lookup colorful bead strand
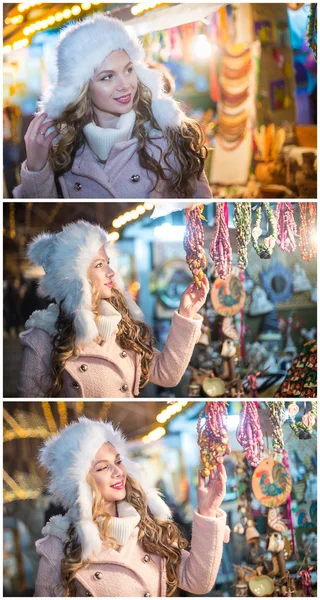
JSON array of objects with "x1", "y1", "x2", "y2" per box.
[
  {"x1": 266, "y1": 401, "x2": 286, "y2": 453},
  {"x1": 197, "y1": 401, "x2": 230, "y2": 476},
  {"x1": 234, "y1": 202, "x2": 252, "y2": 269},
  {"x1": 209, "y1": 202, "x2": 232, "y2": 279},
  {"x1": 275, "y1": 202, "x2": 298, "y2": 253},
  {"x1": 251, "y1": 202, "x2": 278, "y2": 259},
  {"x1": 236, "y1": 401, "x2": 264, "y2": 467},
  {"x1": 298, "y1": 202, "x2": 317, "y2": 261},
  {"x1": 183, "y1": 205, "x2": 207, "y2": 289}
]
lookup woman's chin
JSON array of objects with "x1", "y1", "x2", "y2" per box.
[{"x1": 101, "y1": 287, "x2": 113, "y2": 299}]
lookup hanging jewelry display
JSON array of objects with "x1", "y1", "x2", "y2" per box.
[
  {"x1": 266, "y1": 401, "x2": 286, "y2": 453},
  {"x1": 209, "y1": 202, "x2": 232, "y2": 279},
  {"x1": 275, "y1": 202, "x2": 298, "y2": 252},
  {"x1": 282, "y1": 449, "x2": 297, "y2": 559},
  {"x1": 234, "y1": 202, "x2": 252, "y2": 269},
  {"x1": 298, "y1": 202, "x2": 317, "y2": 261},
  {"x1": 275, "y1": 340, "x2": 317, "y2": 398},
  {"x1": 197, "y1": 401, "x2": 230, "y2": 476},
  {"x1": 183, "y1": 205, "x2": 207, "y2": 289},
  {"x1": 299, "y1": 567, "x2": 314, "y2": 597},
  {"x1": 251, "y1": 203, "x2": 278, "y2": 259},
  {"x1": 288, "y1": 400, "x2": 317, "y2": 439},
  {"x1": 236, "y1": 401, "x2": 264, "y2": 467}
]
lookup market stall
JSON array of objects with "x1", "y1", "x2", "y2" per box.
[{"x1": 3, "y1": 2, "x2": 317, "y2": 198}]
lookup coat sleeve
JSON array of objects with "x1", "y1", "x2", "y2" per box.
[
  {"x1": 150, "y1": 311, "x2": 202, "y2": 387},
  {"x1": 13, "y1": 160, "x2": 58, "y2": 199},
  {"x1": 193, "y1": 170, "x2": 213, "y2": 199},
  {"x1": 17, "y1": 329, "x2": 51, "y2": 397},
  {"x1": 178, "y1": 508, "x2": 227, "y2": 595},
  {"x1": 34, "y1": 537, "x2": 66, "y2": 597}
]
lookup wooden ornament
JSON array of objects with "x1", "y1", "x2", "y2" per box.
[
  {"x1": 211, "y1": 273, "x2": 246, "y2": 316},
  {"x1": 267, "y1": 507, "x2": 288, "y2": 532},
  {"x1": 252, "y1": 458, "x2": 292, "y2": 507}
]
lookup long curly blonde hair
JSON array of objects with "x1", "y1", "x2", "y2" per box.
[
  {"x1": 49, "y1": 79, "x2": 207, "y2": 198},
  {"x1": 61, "y1": 473, "x2": 188, "y2": 596},
  {"x1": 46, "y1": 285, "x2": 154, "y2": 397}
]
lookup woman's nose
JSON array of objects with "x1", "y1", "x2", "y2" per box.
[
  {"x1": 116, "y1": 75, "x2": 129, "y2": 91},
  {"x1": 106, "y1": 267, "x2": 115, "y2": 278},
  {"x1": 112, "y1": 464, "x2": 123, "y2": 477}
]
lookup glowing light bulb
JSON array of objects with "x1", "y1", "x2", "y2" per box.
[{"x1": 192, "y1": 34, "x2": 212, "y2": 60}]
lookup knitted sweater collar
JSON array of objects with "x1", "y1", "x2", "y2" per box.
[
  {"x1": 83, "y1": 109, "x2": 136, "y2": 162},
  {"x1": 97, "y1": 300, "x2": 121, "y2": 341},
  {"x1": 108, "y1": 501, "x2": 141, "y2": 546}
]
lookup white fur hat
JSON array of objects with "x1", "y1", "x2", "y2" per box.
[
  {"x1": 28, "y1": 220, "x2": 110, "y2": 344},
  {"x1": 39, "y1": 13, "x2": 184, "y2": 131},
  {"x1": 39, "y1": 417, "x2": 172, "y2": 560}
]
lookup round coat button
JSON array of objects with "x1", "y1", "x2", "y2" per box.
[
  {"x1": 121, "y1": 384, "x2": 129, "y2": 392},
  {"x1": 74, "y1": 182, "x2": 82, "y2": 191},
  {"x1": 80, "y1": 364, "x2": 88, "y2": 372},
  {"x1": 143, "y1": 555, "x2": 150, "y2": 563},
  {"x1": 143, "y1": 594, "x2": 151, "y2": 597},
  {"x1": 94, "y1": 571, "x2": 103, "y2": 580},
  {"x1": 131, "y1": 174, "x2": 140, "y2": 183},
  {"x1": 85, "y1": 592, "x2": 93, "y2": 597},
  {"x1": 121, "y1": 350, "x2": 127, "y2": 358},
  {"x1": 72, "y1": 381, "x2": 80, "y2": 389}
]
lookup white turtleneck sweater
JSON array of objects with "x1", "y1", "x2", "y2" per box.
[
  {"x1": 83, "y1": 110, "x2": 136, "y2": 164},
  {"x1": 107, "y1": 501, "x2": 141, "y2": 546},
  {"x1": 96, "y1": 300, "x2": 122, "y2": 342}
]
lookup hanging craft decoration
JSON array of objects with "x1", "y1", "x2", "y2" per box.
[
  {"x1": 275, "y1": 202, "x2": 298, "y2": 252},
  {"x1": 267, "y1": 507, "x2": 288, "y2": 532},
  {"x1": 282, "y1": 449, "x2": 297, "y2": 559},
  {"x1": 234, "y1": 202, "x2": 252, "y2": 269},
  {"x1": 252, "y1": 457, "x2": 292, "y2": 507},
  {"x1": 260, "y1": 262, "x2": 293, "y2": 304},
  {"x1": 236, "y1": 401, "x2": 264, "y2": 467},
  {"x1": 211, "y1": 273, "x2": 246, "y2": 316},
  {"x1": 183, "y1": 205, "x2": 207, "y2": 289},
  {"x1": 197, "y1": 401, "x2": 230, "y2": 476},
  {"x1": 266, "y1": 401, "x2": 286, "y2": 453},
  {"x1": 306, "y1": 2, "x2": 317, "y2": 60},
  {"x1": 251, "y1": 202, "x2": 278, "y2": 259},
  {"x1": 288, "y1": 400, "x2": 317, "y2": 439},
  {"x1": 275, "y1": 340, "x2": 317, "y2": 398},
  {"x1": 298, "y1": 202, "x2": 317, "y2": 261},
  {"x1": 209, "y1": 203, "x2": 232, "y2": 279}
]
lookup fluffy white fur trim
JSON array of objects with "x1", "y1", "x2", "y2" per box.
[
  {"x1": 39, "y1": 418, "x2": 171, "y2": 560},
  {"x1": 38, "y1": 13, "x2": 185, "y2": 131},
  {"x1": 25, "y1": 303, "x2": 59, "y2": 335},
  {"x1": 27, "y1": 220, "x2": 108, "y2": 344}
]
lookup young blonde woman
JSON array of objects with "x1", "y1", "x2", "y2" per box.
[
  {"x1": 34, "y1": 417, "x2": 230, "y2": 597},
  {"x1": 13, "y1": 14, "x2": 212, "y2": 200},
  {"x1": 17, "y1": 220, "x2": 209, "y2": 398}
]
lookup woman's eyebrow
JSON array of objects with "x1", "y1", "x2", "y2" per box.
[
  {"x1": 94, "y1": 454, "x2": 120, "y2": 467},
  {"x1": 97, "y1": 62, "x2": 132, "y2": 76}
]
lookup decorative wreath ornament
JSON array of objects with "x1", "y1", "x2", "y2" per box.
[{"x1": 251, "y1": 203, "x2": 278, "y2": 259}]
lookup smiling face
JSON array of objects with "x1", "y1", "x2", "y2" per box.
[
  {"x1": 89, "y1": 50, "x2": 138, "y2": 125},
  {"x1": 88, "y1": 246, "x2": 115, "y2": 299},
  {"x1": 90, "y1": 442, "x2": 127, "y2": 504}
]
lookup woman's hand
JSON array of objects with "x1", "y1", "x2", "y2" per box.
[
  {"x1": 178, "y1": 275, "x2": 209, "y2": 319},
  {"x1": 197, "y1": 462, "x2": 227, "y2": 518},
  {"x1": 24, "y1": 112, "x2": 59, "y2": 172}
]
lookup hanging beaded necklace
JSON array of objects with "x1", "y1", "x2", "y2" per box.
[
  {"x1": 236, "y1": 401, "x2": 264, "y2": 467},
  {"x1": 288, "y1": 400, "x2": 317, "y2": 439},
  {"x1": 183, "y1": 205, "x2": 207, "y2": 289},
  {"x1": 298, "y1": 202, "x2": 317, "y2": 261},
  {"x1": 197, "y1": 401, "x2": 230, "y2": 477},
  {"x1": 266, "y1": 401, "x2": 286, "y2": 453},
  {"x1": 234, "y1": 202, "x2": 252, "y2": 269},
  {"x1": 251, "y1": 202, "x2": 278, "y2": 259},
  {"x1": 275, "y1": 202, "x2": 298, "y2": 252},
  {"x1": 209, "y1": 202, "x2": 232, "y2": 279}
]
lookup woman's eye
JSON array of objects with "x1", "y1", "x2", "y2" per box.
[
  {"x1": 97, "y1": 465, "x2": 108, "y2": 472},
  {"x1": 127, "y1": 67, "x2": 133, "y2": 74},
  {"x1": 102, "y1": 74, "x2": 113, "y2": 81},
  {"x1": 116, "y1": 460, "x2": 122, "y2": 465},
  {"x1": 95, "y1": 262, "x2": 103, "y2": 268}
]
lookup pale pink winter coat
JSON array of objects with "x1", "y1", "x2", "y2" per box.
[
  {"x1": 13, "y1": 136, "x2": 213, "y2": 199},
  {"x1": 34, "y1": 509, "x2": 229, "y2": 597},
  {"x1": 17, "y1": 311, "x2": 202, "y2": 398}
]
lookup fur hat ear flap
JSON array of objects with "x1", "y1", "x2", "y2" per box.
[
  {"x1": 73, "y1": 309, "x2": 99, "y2": 344},
  {"x1": 151, "y1": 97, "x2": 184, "y2": 131},
  {"x1": 146, "y1": 489, "x2": 172, "y2": 521},
  {"x1": 27, "y1": 232, "x2": 56, "y2": 271}
]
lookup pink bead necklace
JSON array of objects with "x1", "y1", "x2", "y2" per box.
[
  {"x1": 236, "y1": 401, "x2": 264, "y2": 467},
  {"x1": 209, "y1": 202, "x2": 232, "y2": 279},
  {"x1": 275, "y1": 202, "x2": 298, "y2": 252}
]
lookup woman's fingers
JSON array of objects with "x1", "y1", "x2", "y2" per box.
[
  {"x1": 26, "y1": 112, "x2": 48, "y2": 139},
  {"x1": 198, "y1": 470, "x2": 206, "y2": 490},
  {"x1": 39, "y1": 119, "x2": 55, "y2": 135},
  {"x1": 47, "y1": 129, "x2": 60, "y2": 144},
  {"x1": 217, "y1": 461, "x2": 227, "y2": 479}
]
